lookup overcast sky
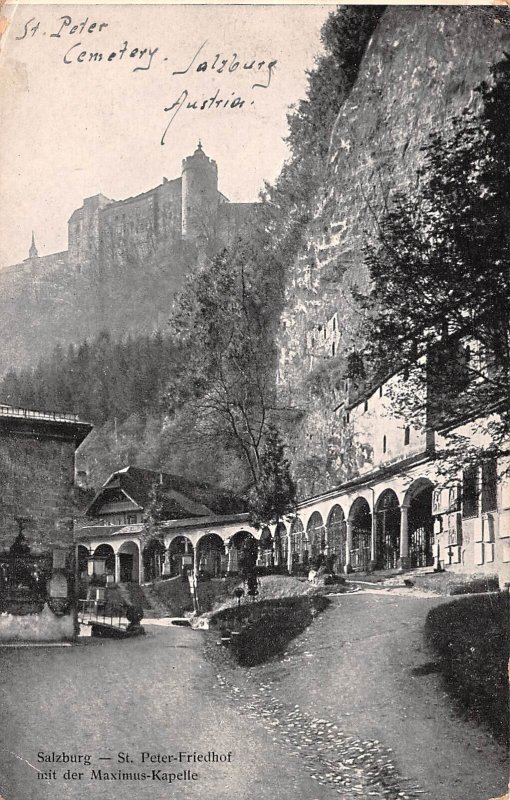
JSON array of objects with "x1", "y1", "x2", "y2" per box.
[{"x1": 0, "y1": 4, "x2": 330, "y2": 266}]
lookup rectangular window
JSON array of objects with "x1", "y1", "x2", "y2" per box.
[
  {"x1": 404, "y1": 426, "x2": 410, "y2": 446},
  {"x1": 462, "y1": 466, "x2": 479, "y2": 519},
  {"x1": 127, "y1": 514, "x2": 137, "y2": 525},
  {"x1": 481, "y1": 459, "x2": 498, "y2": 513}
]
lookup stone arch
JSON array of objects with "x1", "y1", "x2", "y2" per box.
[
  {"x1": 77, "y1": 544, "x2": 89, "y2": 578},
  {"x1": 93, "y1": 543, "x2": 115, "y2": 577},
  {"x1": 348, "y1": 497, "x2": 372, "y2": 572},
  {"x1": 375, "y1": 489, "x2": 400, "y2": 570},
  {"x1": 326, "y1": 505, "x2": 346, "y2": 572},
  {"x1": 290, "y1": 517, "x2": 306, "y2": 570},
  {"x1": 142, "y1": 538, "x2": 165, "y2": 583},
  {"x1": 306, "y1": 511, "x2": 325, "y2": 565},
  {"x1": 168, "y1": 535, "x2": 194, "y2": 576},
  {"x1": 403, "y1": 478, "x2": 434, "y2": 568},
  {"x1": 196, "y1": 533, "x2": 225, "y2": 577},
  {"x1": 228, "y1": 530, "x2": 257, "y2": 574},
  {"x1": 118, "y1": 540, "x2": 140, "y2": 583}
]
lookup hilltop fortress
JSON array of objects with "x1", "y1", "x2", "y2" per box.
[{"x1": 0, "y1": 143, "x2": 257, "y2": 374}]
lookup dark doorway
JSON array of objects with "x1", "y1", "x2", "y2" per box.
[
  {"x1": 349, "y1": 498, "x2": 372, "y2": 572},
  {"x1": 408, "y1": 485, "x2": 434, "y2": 567},
  {"x1": 376, "y1": 490, "x2": 400, "y2": 570}
]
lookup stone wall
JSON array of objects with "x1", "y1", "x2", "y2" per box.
[
  {"x1": 0, "y1": 416, "x2": 90, "y2": 641},
  {"x1": 98, "y1": 179, "x2": 183, "y2": 272},
  {"x1": 0, "y1": 431, "x2": 76, "y2": 551}
]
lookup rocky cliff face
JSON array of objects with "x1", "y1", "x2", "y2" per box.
[{"x1": 277, "y1": 7, "x2": 510, "y2": 497}]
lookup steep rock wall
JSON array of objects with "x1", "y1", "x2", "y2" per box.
[{"x1": 277, "y1": 7, "x2": 510, "y2": 497}]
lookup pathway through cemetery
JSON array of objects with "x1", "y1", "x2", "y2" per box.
[{"x1": 0, "y1": 590, "x2": 507, "y2": 800}]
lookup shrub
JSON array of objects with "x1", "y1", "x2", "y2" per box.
[
  {"x1": 425, "y1": 591, "x2": 509, "y2": 744},
  {"x1": 210, "y1": 595, "x2": 329, "y2": 666}
]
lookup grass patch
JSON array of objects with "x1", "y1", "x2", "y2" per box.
[
  {"x1": 425, "y1": 591, "x2": 509, "y2": 744},
  {"x1": 207, "y1": 595, "x2": 330, "y2": 667}
]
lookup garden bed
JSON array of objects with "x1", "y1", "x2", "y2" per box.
[{"x1": 206, "y1": 595, "x2": 330, "y2": 667}]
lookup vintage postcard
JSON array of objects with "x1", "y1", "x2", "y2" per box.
[{"x1": 0, "y1": 4, "x2": 508, "y2": 800}]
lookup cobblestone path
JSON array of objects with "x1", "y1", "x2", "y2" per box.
[
  {"x1": 210, "y1": 590, "x2": 508, "y2": 800},
  {"x1": 213, "y1": 667, "x2": 426, "y2": 800}
]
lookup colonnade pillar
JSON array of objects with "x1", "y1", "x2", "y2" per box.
[
  {"x1": 226, "y1": 541, "x2": 236, "y2": 573},
  {"x1": 345, "y1": 520, "x2": 353, "y2": 573},
  {"x1": 138, "y1": 544, "x2": 144, "y2": 585},
  {"x1": 399, "y1": 506, "x2": 411, "y2": 570},
  {"x1": 370, "y1": 507, "x2": 377, "y2": 570},
  {"x1": 114, "y1": 553, "x2": 121, "y2": 584},
  {"x1": 287, "y1": 533, "x2": 293, "y2": 574}
]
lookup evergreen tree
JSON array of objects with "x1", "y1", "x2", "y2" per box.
[{"x1": 248, "y1": 425, "x2": 297, "y2": 566}]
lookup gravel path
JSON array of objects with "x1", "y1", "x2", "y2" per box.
[{"x1": 209, "y1": 590, "x2": 508, "y2": 800}]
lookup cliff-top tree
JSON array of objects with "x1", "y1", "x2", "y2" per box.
[{"x1": 357, "y1": 54, "x2": 510, "y2": 475}]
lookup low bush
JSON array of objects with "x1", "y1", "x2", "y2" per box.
[
  {"x1": 425, "y1": 591, "x2": 509, "y2": 744},
  {"x1": 209, "y1": 595, "x2": 330, "y2": 666}
]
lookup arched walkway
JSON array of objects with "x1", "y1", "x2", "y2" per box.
[
  {"x1": 228, "y1": 530, "x2": 257, "y2": 574},
  {"x1": 349, "y1": 498, "x2": 372, "y2": 572},
  {"x1": 326, "y1": 505, "x2": 346, "y2": 573},
  {"x1": 290, "y1": 518, "x2": 306, "y2": 572},
  {"x1": 375, "y1": 489, "x2": 400, "y2": 570},
  {"x1": 118, "y1": 540, "x2": 140, "y2": 583},
  {"x1": 142, "y1": 538, "x2": 165, "y2": 582},
  {"x1": 196, "y1": 533, "x2": 225, "y2": 577},
  {"x1": 168, "y1": 536, "x2": 194, "y2": 576},
  {"x1": 405, "y1": 480, "x2": 434, "y2": 568},
  {"x1": 307, "y1": 511, "x2": 325, "y2": 566},
  {"x1": 93, "y1": 544, "x2": 115, "y2": 579}
]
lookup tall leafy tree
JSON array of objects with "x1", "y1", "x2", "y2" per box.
[{"x1": 166, "y1": 240, "x2": 286, "y2": 486}]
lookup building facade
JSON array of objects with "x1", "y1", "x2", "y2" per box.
[
  {"x1": 0, "y1": 405, "x2": 92, "y2": 641},
  {"x1": 76, "y1": 357, "x2": 509, "y2": 587}
]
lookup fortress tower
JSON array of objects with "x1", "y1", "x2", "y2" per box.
[{"x1": 181, "y1": 142, "x2": 219, "y2": 242}]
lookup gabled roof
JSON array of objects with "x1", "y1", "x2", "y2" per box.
[{"x1": 85, "y1": 466, "x2": 247, "y2": 520}]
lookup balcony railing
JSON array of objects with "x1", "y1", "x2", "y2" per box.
[{"x1": 0, "y1": 405, "x2": 80, "y2": 423}]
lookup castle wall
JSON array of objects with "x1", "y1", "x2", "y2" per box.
[
  {"x1": 68, "y1": 194, "x2": 113, "y2": 272},
  {"x1": 99, "y1": 178, "x2": 182, "y2": 271},
  {"x1": 0, "y1": 146, "x2": 258, "y2": 376}
]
